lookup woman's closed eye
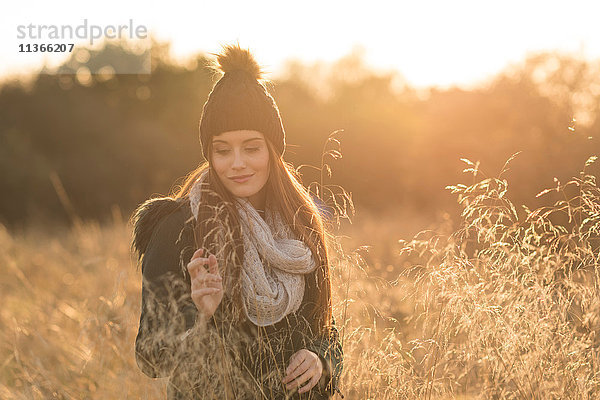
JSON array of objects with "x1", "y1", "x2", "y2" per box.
[{"x1": 214, "y1": 147, "x2": 260, "y2": 155}]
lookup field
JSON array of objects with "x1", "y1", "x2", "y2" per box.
[{"x1": 2, "y1": 157, "x2": 599, "y2": 399}]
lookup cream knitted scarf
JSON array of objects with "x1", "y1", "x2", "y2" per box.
[{"x1": 188, "y1": 174, "x2": 317, "y2": 326}]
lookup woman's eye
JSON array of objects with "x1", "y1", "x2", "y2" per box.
[
  {"x1": 215, "y1": 149, "x2": 230, "y2": 155},
  {"x1": 245, "y1": 147, "x2": 260, "y2": 153}
]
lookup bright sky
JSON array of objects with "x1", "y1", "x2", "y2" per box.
[{"x1": 1, "y1": 0, "x2": 599, "y2": 89}]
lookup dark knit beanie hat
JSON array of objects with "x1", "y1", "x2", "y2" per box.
[{"x1": 199, "y1": 44, "x2": 286, "y2": 159}]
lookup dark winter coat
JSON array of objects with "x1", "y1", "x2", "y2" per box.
[{"x1": 132, "y1": 196, "x2": 344, "y2": 400}]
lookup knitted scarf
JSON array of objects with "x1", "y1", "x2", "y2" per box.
[{"x1": 188, "y1": 174, "x2": 317, "y2": 326}]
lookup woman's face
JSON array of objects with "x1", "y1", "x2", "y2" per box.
[{"x1": 211, "y1": 130, "x2": 270, "y2": 209}]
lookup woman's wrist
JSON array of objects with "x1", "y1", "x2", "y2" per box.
[
  {"x1": 193, "y1": 310, "x2": 215, "y2": 331},
  {"x1": 178, "y1": 311, "x2": 215, "y2": 344}
]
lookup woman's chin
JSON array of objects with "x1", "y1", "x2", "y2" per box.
[{"x1": 228, "y1": 188, "x2": 259, "y2": 199}]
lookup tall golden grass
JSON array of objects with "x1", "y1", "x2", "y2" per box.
[{"x1": 1, "y1": 153, "x2": 599, "y2": 399}]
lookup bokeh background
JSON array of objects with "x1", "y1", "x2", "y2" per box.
[
  {"x1": 2, "y1": 1, "x2": 600, "y2": 399},
  {"x1": 1, "y1": 1, "x2": 599, "y2": 230}
]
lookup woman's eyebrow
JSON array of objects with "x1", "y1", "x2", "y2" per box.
[{"x1": 212, "y1": 137, "x2": 264, "y2": 144}]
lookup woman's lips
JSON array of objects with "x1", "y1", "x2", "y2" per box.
[{"x1": 229, "y1": 174, "x2": 254, "y2": 183}]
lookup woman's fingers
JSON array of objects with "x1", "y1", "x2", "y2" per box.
[
  {"x1": 297, "y1": 371, "x2": 321, "y2": 394},
  {"x1": 187, "y1": 256, "x2": 209, "y2": 270},
  {"x1": 187, "y1": 250, "x2": 224, "y2": 317},
  {"x1": 283, "y1": 349, "x2": 323, "y2": 394},
  {"x1": 187, "y1": 257, "x2": 211, "y2": 278},
  {"x1": 187, "y1": 252, "x2": 221, "y2": 278},
  {"x1": 284, "y1": 355, "x2": 311, "y2": 384},
  {"x1": 191, "y1": 273, "x2": 222, "y2": 288},
  {"x1": 285, "y1": 359, "x2": 317, "y2": 390},
  {"x1": 191, "y1": 248, "x2": 204, "y2": 260},
  {"x1": 285, "y1": 351, "x2": 307, "y2": 377},
  {"x1": 208, "y1": 254, "x2": 219, "y2": 275},
  {"x1": 191, "y1": 287, "x2": 221, "y2": 299}
]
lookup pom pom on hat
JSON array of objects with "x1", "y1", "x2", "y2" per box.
[{"x1": 216, "y1": 44, "x2": 263, "y2": 80}]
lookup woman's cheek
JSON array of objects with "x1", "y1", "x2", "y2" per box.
[
  {"x1": 258, "y1": 151, "x2": 270, "y2": 167},
  {"x1": 212, "y1": 155, "x2": 229, "y2": 173}
]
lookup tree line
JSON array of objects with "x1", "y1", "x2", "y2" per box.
[{"x1": 0, "y1": 40, "x2": 598, "y2": 227}]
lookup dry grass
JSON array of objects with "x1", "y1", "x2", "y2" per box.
[
  {"x1": 0, "y1": 215, "x2": 165, "y2": 398},
  {"x1": 1, "y1": 153, "x2": 599, "y2": 399}
]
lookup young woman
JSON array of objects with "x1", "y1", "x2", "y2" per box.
[{"x1": 131, "y1": 44, "x2": 344, "y2": 400}]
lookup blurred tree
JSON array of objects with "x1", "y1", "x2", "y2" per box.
[{"x1": 0, "y1": 41, "x2": 598, "y2": 227}]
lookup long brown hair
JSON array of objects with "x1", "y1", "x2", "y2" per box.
[{"x1": 172, "y1": 138, "x2": 333, "y2": 334}]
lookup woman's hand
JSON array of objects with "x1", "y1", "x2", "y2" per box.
[
  {"x1": 282, "y1": 349, "x2": 324, "y2": 394},
  {"x1": 187, "y1": 249, "x2": 223, "y2": 318}
]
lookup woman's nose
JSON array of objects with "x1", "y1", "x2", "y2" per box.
[{"x1": 231, "y1": 150, "x2": 245, "y2": 169}]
